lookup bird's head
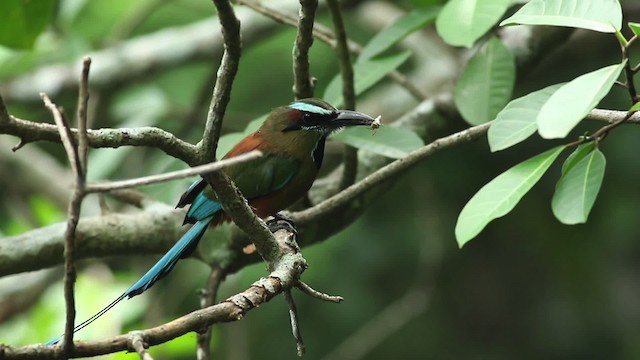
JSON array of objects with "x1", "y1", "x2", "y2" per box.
[{"x1": 264, "y1": 98, "x2": 376, "y2": 136}]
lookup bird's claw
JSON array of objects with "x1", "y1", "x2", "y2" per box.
[{"x1": 267, "y1": 212, "x2": 298, "y2": 235}]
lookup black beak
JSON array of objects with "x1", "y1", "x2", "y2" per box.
[{"x1": 330, "y1": 110, "x2": 376, "y2": 128}]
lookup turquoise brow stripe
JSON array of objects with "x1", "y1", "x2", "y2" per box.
[{"x1": 288, "y1": 102, "x2": 334, "y2": 115}]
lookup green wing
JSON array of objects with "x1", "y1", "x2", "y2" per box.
[{"x1": 203, "y1": 153, "x2": 300, "y2": 201}]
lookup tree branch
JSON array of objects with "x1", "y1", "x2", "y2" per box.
[
  {"x1": 0, "y1": 116, "x2": 198, "y2": 164},
  {"x1": 85, "y1": 151, "x2": 261, "y2": 193},
  {"x1": 0, "y1": 229, "x2": 303, "y2": 360},
  {"x1": 198, "y1": 0, "x2": 242, "y2": 163},
  {"x1": 196, "y1": 266, "x2": 224, "y2": 360},
  {"x1": 293, "y1": 122, "x2": 492, "y2": 225},
  {"x1": 3, "y1": 105, "x2": 638, "y2": 278},
  {"x1": 325, "y1": 0, "x2": 359, "y2": 191},
  {"x1": 292, "y1": 0, "x2": 318, "y2": 99}
]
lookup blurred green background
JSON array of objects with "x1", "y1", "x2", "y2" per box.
[{"x1": 1, "y1": 0, "x2": 640, "y2": 359}]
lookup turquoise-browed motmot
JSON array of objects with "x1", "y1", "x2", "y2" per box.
[{"x1": 48, "y1": 98, "x2": 376, "y2": 343}]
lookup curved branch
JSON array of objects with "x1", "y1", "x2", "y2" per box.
[
  {"x1": 293, "y1": 122, "x2": 492, "y2": 225},
  {"x1": 0, "y1": 229, "x2": 303, "y2": 360},
  {"x1": 0, "y1": 115, "x2": 198, "y2": 164}
]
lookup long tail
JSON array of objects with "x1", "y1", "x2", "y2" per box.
[{"x1": 46, "y1": 217, "x2": 213, "y2": 345}]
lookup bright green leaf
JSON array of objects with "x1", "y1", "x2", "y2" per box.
[
  {"x1": 629, "y1": 101, "x2": 640, "y2": 112},
  {"x1": 324, "y1": 51, "x2": 411, "y2": 107},
  {"x1": 488, "y1": 83, "x2": 563, "y2": 152},
  {"x1": 537, "y1": 62, "x2": 625, "y2": 139},
  {"x1": 561, "y1": 143, "x2": 595, "y2": 175},
  {"x1": 436, "y1": 0, "x2": 512, "y2": 47},
  {"x1": 552, "y1": 148, "x2": 606, "y2": 224},
  {"x1": 455, "y1": 146, "x2": 564, "y2": 247},
  {"x1": 455, "y1": 36, "x2": 515, "y2": 125},
  {"x1": 629, "y1": 22, "x2": 640, "y2": 37},
  {"x1": 332, "y1": 126, "x2": 424, "y2": 159},
  {"x1": 0, "y1": 0, "x2": 56, "y2": 49},
  {"x1": 359, "y1": 7, "x2": 440, "y2": 61},
  {"x1": 500, "y1": 0, "x2": 622, "y2": 33}
]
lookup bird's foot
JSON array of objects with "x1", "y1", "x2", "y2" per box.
[{"x1": 267, "y1": 212, "x2": 298, "y2": 235}]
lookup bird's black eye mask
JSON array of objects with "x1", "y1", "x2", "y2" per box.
[
  {"x1": 282, "y1": 112, "x2": 337, "y2": 132},
  {"x1": 282, "y1": 102, "x2": 336, "y2": 133}
]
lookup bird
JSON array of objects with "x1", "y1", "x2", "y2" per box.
[{"x1": 47, "y1": 98, "x2": 376, "y2": 344}]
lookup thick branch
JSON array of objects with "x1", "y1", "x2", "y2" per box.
[{"x1": 0, "y1": 116, "x2": 198, "y2": 164}]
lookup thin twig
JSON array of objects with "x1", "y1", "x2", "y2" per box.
[
  {"x1": 327, "y1": 0, "x2": 354, "y2": 110},
  {"x1": 41, "y1": 95, "x2": 80, "y2": 177},
  {"x1": 293, "y1": 0, "x2": 318, "y2": 99},
  {"x1": 622, "y1": 35, "x2": 639, "y2": 101},
  {"x1": 199, "y1": 0, "x2": 242, "y2": 163},
  {"x1": 41, "y1": 93, "x2": 86, "y2": 355},
  {"x1": 77, "y1": 57, "x2": 91, "y2": 178},
  {"x1": 129, "y1": 333, "x2": 154, "y2": 360},
  {"x1": 326, "y1": 0, "x2": 359, "y2": 190},
  {"x1": 197, "y1": 267, "x2": 225, "y2": 360},
  {"x1": 293, "y1": 122, "x2": 493, "y2": 225},
  {"x1": 85, "y1": 150, "x2": 262, "y2": 193},
  {"x1": 296, "y1": 281, "x2": 343, "y2": 303},
  {"x1": 284, "y1": 291, "x2": 305, "y2": 356}
]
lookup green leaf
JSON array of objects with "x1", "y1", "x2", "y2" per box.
[
  {"x1": 629, "y1": 22, "x2": 640, "y2": 37},
  {"x1": 561, "y1": 143, "x2": 595, "y2": 175},
  {"x1": 436, "y1": 0, "x2": 512, "y2": 47},
  {"x1": 359, "y1": 7, "x2": 440, "y2": 61},
  {"x1": 454, "y1": 36, "x2": 515, "y2": 125},
  {"x1": 500, "y1": 0, "x2": 622, "y2": 33},
  {"x1": 552, "y1": 148, "x2": 606, "y2": 224},
  {"x1": 537, "y1": 62, "x2": 625, "y2": 139},
  {"x1": 629, "y1": 101, "x2": 640, "y2": 112},
  {"x1": 0, "y1": 0, "x2": 56, "y2": 49},
  {"x1": 323, "y1": 51, "x2": 411, "y2": 107},
  {"x1": 488, "y1": 83, "x2": 563, "y2": 152},
  {"x1": 455, "y1": 146, "x2": 564, "y2": 247},
  {"x1": 332, "y1": 126, "x2": 424, "y2": 159}
]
